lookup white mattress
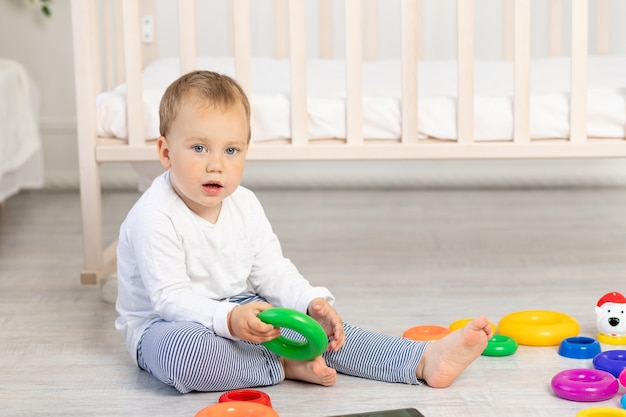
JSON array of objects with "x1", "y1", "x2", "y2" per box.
[
  {"x1": 0, "y1": 59, "x2": 43, "y2": 201},
  {"x1": 97, "y1": 55, "x2": 626, "y2": 142}
]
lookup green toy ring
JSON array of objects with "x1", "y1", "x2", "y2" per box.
[
  {"x1": 257, "y1": 308, "x2": 328, "y2": 361},
  {"x1": 482, "y1": 334, "x2": 518, "y2": 357}
]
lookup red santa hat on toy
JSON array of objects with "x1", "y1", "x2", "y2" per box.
[{"x1": 597, "y1": 291, "x2": 626, "y2": 307}]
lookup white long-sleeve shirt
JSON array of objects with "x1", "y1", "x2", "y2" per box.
[{"x1": 115, "y1": 171, "x2": 334, "y2": 364}]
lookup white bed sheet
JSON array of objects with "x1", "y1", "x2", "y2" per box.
[
  {"x1": 97, "y1": 55, "x2": 626, "y2": 142},
  {"x1": 0, "y1": 59, "x2": 43, "y2": 201}
]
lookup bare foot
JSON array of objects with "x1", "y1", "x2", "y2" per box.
[
  {"x1": 282, "y1": 356, "x2": 337, "y2": 387},
  {"x1": 415, "y1": 315, "x2": 492, "y2": 388}
]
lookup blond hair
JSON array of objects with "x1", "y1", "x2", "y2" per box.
[{"x1": 159, "y1": 70, "x2": 251, "y2": 141}]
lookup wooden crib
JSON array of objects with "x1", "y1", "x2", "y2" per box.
[{"x1": 71, "y1": 0, "x2": 625, "y2": 286}]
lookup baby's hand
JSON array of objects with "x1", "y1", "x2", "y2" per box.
[
  {"x1": 308, "y1": 298, "x2": 346, "y2": 352},
  {"x1": 228, "y1": 302, "x2": 281, "y2": 343}
]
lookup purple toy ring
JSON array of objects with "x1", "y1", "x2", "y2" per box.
[
  {"x1": 593, "y1": 350, "x2": 626, "y2": 378},
  {"x1": 551, "y1": 368, "x2": 618, "y2": 402}
]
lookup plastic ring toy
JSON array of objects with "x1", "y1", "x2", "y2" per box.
[
  {"x1": 597, "y1": 333, "x2": 626, "y2": 345},
  {"x1": 593, "y1": 350, "x2": 626, "y2": 378},
  {"x1": 482, "y1": 335, "x2": 518, "y2": 357},
  {"x1": 449, "y1": 318, "x2": 497, "y2": 334},
  {"x1": 622, "y1": 394, "x2": 626, "y2": 409},
  {"x1": 257, "y1": 307, "x2": 328, "y2": 360},
  {"x1": 576, "y1": 407, "x2": 626, "y2": 417},
  {"x1": 195, "y1": 401, "x2": 278, "y2": 417},
  {"x1": 558, "y1": 337, "x2": 602, "y2": 359},
  {"x1": 620, "y1": 368, "x2": 626, "y2": 386},
  {"x1": 551, "y1": 369, "x2": 619, "y2": 402},
  {"x1": 402, "y1": 325, "x2": 451, "y2": 341},
  {"x1": 497, "y1": 310, "x2": 580, "y2": 346},
  {"x1": 219, "y1": 390, "x2": 272, "y2": 408}
]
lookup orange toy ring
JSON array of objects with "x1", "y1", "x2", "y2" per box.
[
  {"x1": 402, "y1": 325, "x2": 451, "y2": 341},
  {"x1": 497, "y1": 310, "x2": 580, "y2": 346},
  {"x1": 194, "y1": 401, "x2": 279, "y2": 417}
]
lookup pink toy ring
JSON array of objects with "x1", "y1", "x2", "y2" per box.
[
  {"x1": 219, "y1": 390, "x2": 272, "y2": 408},
  {"x1": 620, "y1": 369, "x2": 626, "y2": 386},
  {"x1": 194, "y1": 401, "x2": 278, "y2": 417},
  {"x1": 593, "y1": 350, "x2": 626, "y2": 378},
  {"x1": 551, "y1": 368, "x2": 619, "y2": 402}
]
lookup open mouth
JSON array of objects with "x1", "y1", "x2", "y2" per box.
[{"x1": 203, "y1": 181, "x2": 223, "y2": 191}]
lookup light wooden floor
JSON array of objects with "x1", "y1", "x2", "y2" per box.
[{"x1": 2, "y1": 187, "x2": 626, "y2": 417}]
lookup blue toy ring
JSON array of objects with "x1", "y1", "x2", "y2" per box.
[{"x1": 258, "y1": 308, "x2": 328, "y2": 361}]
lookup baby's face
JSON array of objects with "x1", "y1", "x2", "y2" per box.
[{"x1": 158, "y1": 95, "x2": 250, "y2": 222}]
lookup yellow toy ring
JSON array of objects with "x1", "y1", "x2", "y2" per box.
[
  {"x1": 497, "y1": 310, "x2": 579, "y2": 346},
  {"x1": 597, "y1": 333, "x2": 626, "y2": 345},
  {"x1": 258, "y1": 308, "x2": 328, "y2": 360},
  {"x1": 576, "y1": 407, "x2": 626, "y2": 417}
]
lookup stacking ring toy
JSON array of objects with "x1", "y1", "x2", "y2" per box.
[
  {"x1": 622, "y1": 394, "x2": 626, "y2": 409},
  {"x1": 598, "y1": 333, "x2": 626, "y2": 345},
  {"x1": 551, "y1": 369, "x2": 618, "y2": 402},
  {"x1": 497, "y1": 310, "x2": 580, "y2": 346},
  {"x1": 576, "y1": 407, "x2": 626, "y2": 417},
  {"x1": 558, "y1": 337, "x2": 602, "y2": 359},
  {"x1": 257, "y1": 308, "x2": 328, "y2": 360},
  {"x1": 593, "y1": 350, "x2": 626, "y2": 378},
  {"x1": 620, "y1": 369, "x2": 626, "y2": 386},
  {"x1": 219, "y1": 390, "x2": 272, "y2": 408},
  {"x1": 402, "y1": 325, "x2": 451, "y2": 341},
  {"x1": 194, "y1": 401, "x2": 278, "y2": 417},
  {"x1": 482, "y1": 335, "x2": 518, "y2": 357},
  {"x1": 449, "y1": 318, "x2": 497, "y2": 334}
]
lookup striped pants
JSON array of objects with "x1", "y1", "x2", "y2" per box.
[{"x1": 137, "y1": 294, "x2": 427, "y2": 393}]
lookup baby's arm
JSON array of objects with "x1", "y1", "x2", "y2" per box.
[
  {"x1": 308, "y1": 298, "x2": 346, "y2": 352},
  {"x1": 227, "y1": 301, "x2": 282, "y2": 343}
]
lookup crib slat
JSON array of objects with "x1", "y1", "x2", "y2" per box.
[
  {"x1": 364, "y1": 0, "x2": 378, "y2": 61},
  {"x1": 178, "y1": 0, "x2": 197, "y2": 74},
  {"x1": 457, "y1": 0, "x2": 474, "y2": 143},
  {"x1": 570, "y1": 0, "x2": 588, "y2": 143},
  {"x1": 345, "y1": 0, "x2": 364, "y2": 145},
  {"x1": 400, "y1": 0, "x2": 419, "y2": 143},
  {"x1": 232, "y1": 0, "x2": 252, "y2": 93},
  {"x1": 122, "y1": 0, "x2": 145, "y2": 147},
  {"x1": 550, "y1": 0, "x2": 564, "y2": 56},
  {"x1": 319, "y1": 0, "x2": 333, "y2": 58},
  {"x1": 595, "y1": 0, "x2": 610, "y2": 54},
  {"x1": 514, "y1": 0, "x2": 531, "y2": 143},
  {"x1": 102, "y1": 0, "x2": 115, "y2": 90},
  {"x1": 274, "y1": 0, "x2": 289, "y2": 59},
  {"x1": 114, "y1": 0, "x2": 124, "y2": 84},
  {"x1": 289, "y1": 0, "x2": 308, "y2": 145}
]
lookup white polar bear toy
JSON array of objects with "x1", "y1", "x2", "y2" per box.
[{"x1": 595, "y1": 291, "x2": 626, "y2": 339}]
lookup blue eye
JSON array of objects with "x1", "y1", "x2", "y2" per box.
[
  {"x1": 193, "y1": 145, "x2": 206, "y2": 153},
  {"x1": 225, "y1": 147, "x2": 238, "y2": 155}
]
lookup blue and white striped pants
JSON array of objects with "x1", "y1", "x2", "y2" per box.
[{"x1": 137, "y1": 293, "x2": 427, "y2": 393}]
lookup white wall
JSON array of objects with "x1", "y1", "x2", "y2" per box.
[{"x1": 1, "y1": 0, "x2": 626, "y2": 190}]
